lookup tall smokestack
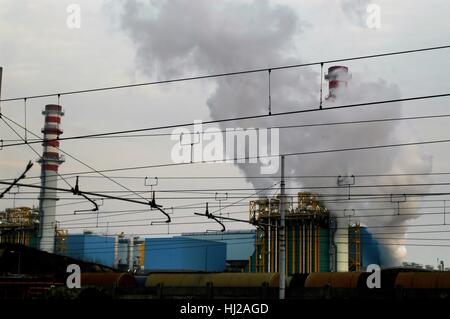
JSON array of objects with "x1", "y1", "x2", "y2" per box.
[
  {"x1": 38, "y1": 104, "x2": 64, "y2": 253},
  {"x1": 325, "y1": 66, "x2": 351, "y2": 100},
  {"x1": 326, "y1": 66, "x2": 351, "y2": 271}
]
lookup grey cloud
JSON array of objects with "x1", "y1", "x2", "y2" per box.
[{"x1": 116, "y1": 0, "x2": 431, "y2": 266}]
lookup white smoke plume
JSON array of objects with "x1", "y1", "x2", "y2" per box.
[{"x1": 115, "y1": 0, "x2": 432, "y2": 267}]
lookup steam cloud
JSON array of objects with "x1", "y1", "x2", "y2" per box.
[{"x1": 116, "y1": 0, "x2": 432, "y2": 267}]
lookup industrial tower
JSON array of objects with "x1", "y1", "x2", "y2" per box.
[{"x1": 38, "y1": 104, "x2": 64, "y2": 253}]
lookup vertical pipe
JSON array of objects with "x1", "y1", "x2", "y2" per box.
[
  {"x1": 255, "y1": 235, "x2": 259, "y2": 272},
  {"x1": 316, "y1": 226, "x2": 320, "y2": 272},
  {"x1": 286, "y1": 224, "x2": 289, "y2": 275},
  {"x1": 335, "y1": 218, "x2": 349, "y2": 271},
  {"x1": 269, "y1": 220, "x2": 272, "y2": 272},
  {"x1": 307, "y1": 223, "x2": 310, "y2": 273},
  {"x1": 275, "y1": 219, "x2": 278, "y2": 272},
  {"x1": 292, "y1": 224, "x2": 296, "y2": 274},
  {"x1": 114, "y1": 236, "x2": 119, "y2": 269},
  {"x1": 300, "y1": 224, "x2": 304, "y2": 273},
  {"x1": 129, "y1": 236, "x2": 134, "y2": 271},
  {"x1": 260, "y1": 230, "x2": 263, "y2": 272},
  {"x1": 317, "y1": 226, "x2": 321, "y2": 272},
  {"x1": 279, "y1": 155, "x2": 286, "y2": 299}
]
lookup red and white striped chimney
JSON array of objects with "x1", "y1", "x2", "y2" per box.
[
  {"x1": 38, "y1": 104, "x2": 64, "y2": 253},
  {"x1": 325, "y1": 66, "x2": 351, "y2": 100}
]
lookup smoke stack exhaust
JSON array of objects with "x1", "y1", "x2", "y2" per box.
[
  {"x1": 325, "y1": 66, "x2": 351, "y2": 271},
  {"x1": 38, "y1": 104, "x2": 64, "y2": 253},
  {"x1": 325, "y1": 66, "x2": 351, "y2": 100}
]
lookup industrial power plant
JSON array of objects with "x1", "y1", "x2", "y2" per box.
[{"x1": 1, "y1": 62, "x2": 450, "y2": 301}]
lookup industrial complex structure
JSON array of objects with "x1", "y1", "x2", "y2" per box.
[
  {"x1": 0, "y1": 207, "x2": 39, "y2": 247},
  {"x1": 248, "y1": 193, "x2": 331, "y2": 274},
  {"x1": 2, "y1": 64, "x2": 449, "y2": 300},
  {"x1": 0, "y1": 66, "x2": 382, "y2": 275}
]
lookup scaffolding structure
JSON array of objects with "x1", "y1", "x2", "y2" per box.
[
  {"x1": 249, "y1": 192, "x2": 330, "y2": 274},
  {"x1": 0, "y1": 207, "x2": 40, "y2": 247}
]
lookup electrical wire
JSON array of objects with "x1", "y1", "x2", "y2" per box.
[
  {"x1": 1, "y1": 44, "x2": 449, "y2": 103},
  {"x1": 2, "y1": 92, "x2": 450, "y2": 149},
  {"x1": 1, "y1": 115, "x2": 150, "y2": 203}
]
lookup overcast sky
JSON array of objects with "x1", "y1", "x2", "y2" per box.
[{"x1": 1, "y1": 0, "x2": 450, "y2": 267}]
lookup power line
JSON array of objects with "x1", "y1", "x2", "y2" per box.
[
  {"x1": 55, "y1": 210, "x2": 450, "y2": 229},
  {"x1": 8, "y1": 169, "x2": 450, "y2": 184},
  {"x1": 6, "y1": 112, "x2": 449, "y2": 141},
  {"x1": 2, "y1": 92, "x2": 450, "y2": 149},
  {"x1": 34, "y1": 225, "x2": 450, "y2": 250},
  {"x1": 43, "y1": 234, "x2": 450, "y2": 255},
  {"x1": 1, "y1": 115, "x2": 150, "y2": 203},
  {"x1": 8, "y1": 181, "x2": 450, "y2": 193},
  {"x1": 36, "y1": 228, "x2": 450, "y2": 246},
  {"x1": 1, "y1": 44, "x2": 449, "y2": 102},
  {"x1": 10, "y1": 133, "x2": 450, "y2": 176},
  {"x1": 6, "y1": 193, "x2": 450, "y2": 201},
  {"x1": 0, "y1": 116, "x2": 75, "y2": 190}
]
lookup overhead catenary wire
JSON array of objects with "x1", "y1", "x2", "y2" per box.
[
  {"x1": 54, "y1": 209, "x2": 450, "y2": 229},
  {"x1": 34, "y1": 225, "x2": 450, "y2": 251},
  {"x1": 36, "y1": 233, "x2": 450, "y2": 256},
  {"x1": 0, "y1": 161, "x2": 33, "y2": 199},
  {"x1": 33, "y1": 228, "x2": 450, "y2": 249},
  {"x1": 8, "y1": 181, "x2": 450, "y2": 194},
  {"x1": 4, "y1": 128, "x2": 450, "y2": 178},
  {"x1": 1, "y1": 44, "x2": 449, "y2": 103},
  {"x1": 2, "y1": 111, "x2": 450, "y2": 143},
  {"x1": 0, "y1": 115, "x2": 75, "y2": 189},
  {"x1": 39, "y1": 237, "x2": 450, "y2": 256},
  {"x1": 7, "y1": 168, "x2": 450, "y2": 183},
  {"x1": 7, "y1": 193, "x2": 450, "y2": 202},
  {"x1": 2, "y1": 92, "x2": 450, "y2": 149},
  {"x1": 1, "y1": 114, "x2": 151, "y2": 203}
]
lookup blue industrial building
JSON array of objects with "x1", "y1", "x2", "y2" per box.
[
  {"x1": 54, "y1": 226, "x2": 381, "y2": 273},
  {"x1": 182, "y1": 230, "x2": 256, "y2": 260},
  {"x1": 360, "y1": 227, "x2": 381, "y2": 269},
  {"x1": 56, "y1": 234, "x2": 115, "y2": 268},
  {"x1": 144, "y1": 237, "x2": 226, "y2": 272}
]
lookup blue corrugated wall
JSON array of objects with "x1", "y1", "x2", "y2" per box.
[
  {"x1": 63, "y1": 234, "x2": 115, "y2": 268},
  {"x1": 144, "y1": 237, "x2": 226, "y2": 272},
  {"x1": 361, "y1": 227, "x2": 381, "y2": 269}
]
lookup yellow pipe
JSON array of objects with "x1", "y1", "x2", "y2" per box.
[
  {"x1": 314, "y1": 224, "x2": 317, "y2": 272},
  {"x1": 271, "y1": 225, "x2": 274, "y2": 272},
  {"x1": 286, "y1": 225, "x2": 289, "y2": 275},
  {"x1": 316, "y1": 226, "x2": 319, "y2": 272},
  {"x1": 255, "y1": 235, "x2": 259, "y2": 272},
  {"x1": 262, "y1": 231, "x2": 265, "y2": 272},
  {"x1": 293, "y1": 225, "x2": 296, "y2": 274},
  {"x1": 308, "y1": 225, "x2": 311, "y2": 273},
  {"x1": 307, "y1": 224, "x2": 309, "y2": 273},
  {"x1": 317, "y1": 226, "x2": 320, "y2": 272},
  {"x1": 300, "y1": 224, "x2": 303, "y2": 273}
]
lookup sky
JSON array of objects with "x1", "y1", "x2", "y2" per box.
[{"x1": 1, "y1": 0, "x2": 450, "y2": 267}]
